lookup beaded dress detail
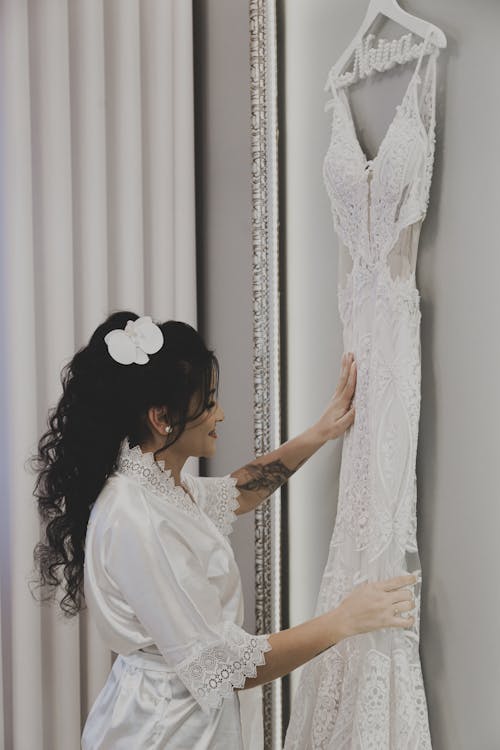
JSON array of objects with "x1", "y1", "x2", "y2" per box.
[{"x1": 284, "y1": 30, "x2": 439, "y2": 749}]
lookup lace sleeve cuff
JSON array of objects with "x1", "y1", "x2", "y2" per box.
[
  {"x1": 202, "y1": 475, "x2": 242, "y2": 537},
  {"x1": 174, "y1": 620, "x2": 272, "y2": 714}
]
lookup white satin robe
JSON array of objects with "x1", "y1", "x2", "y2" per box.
[{"x1": 81, "y1": 439, "x2": 271, "y2": 749}]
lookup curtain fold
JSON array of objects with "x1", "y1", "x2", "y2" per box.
[{"x1": 0, "y1": 1, "x2": 197, "y2": 747}]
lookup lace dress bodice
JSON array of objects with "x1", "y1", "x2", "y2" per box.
[{"x1": 284, "y1": 29, "x2": 439, "y2": 749}]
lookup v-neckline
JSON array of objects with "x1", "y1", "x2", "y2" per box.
[
  {"x1": 116, "y1": 438, "x2": 201, "y2": 515},
  {"x1": 338, "y1": 73, "x2": 418, "y2": 169},
  {"x1": 334, "y1": 30, "x2": 433, "y2": 170}
]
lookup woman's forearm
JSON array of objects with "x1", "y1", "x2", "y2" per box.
[
  {"x1": 238, "y1": 567, "x2": 418, "y2": 691},
  {"x1": 230, "y1": 423, "x2": 328, "y2": 513},
  {"x1": 231, "y1": 354, "x2": 356, "y2": 514},
  {"x1": 236, "y1": 606, "x2": 348, "y2": 691}
]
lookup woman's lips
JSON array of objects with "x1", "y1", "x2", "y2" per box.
[{"x1": 208, "y1": 430, "x2": 217, "y2": 439}]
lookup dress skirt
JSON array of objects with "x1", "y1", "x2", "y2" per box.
[{"x1": 81, "y1": 649, "x2": 252, "y2": 749}]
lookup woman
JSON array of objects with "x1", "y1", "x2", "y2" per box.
[{"x1": 31, "y1": 311, "x2": 416, "y2": 749}]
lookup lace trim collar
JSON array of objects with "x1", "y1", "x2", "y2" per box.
[{"x1": 115, "y1": 438, "x2": 201, "y2": 520}]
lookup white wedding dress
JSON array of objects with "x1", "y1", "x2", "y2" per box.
[{"x1": 284, "y1": 29, "x2": 439, "y2": 749}]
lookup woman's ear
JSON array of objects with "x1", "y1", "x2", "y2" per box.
[{"x1": 147, "y1": 406, "x2": 171, "y2": 435}]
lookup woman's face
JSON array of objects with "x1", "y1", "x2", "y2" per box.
[{"x1": 172, "y1": 380, "x2": 224, "y2": 459}]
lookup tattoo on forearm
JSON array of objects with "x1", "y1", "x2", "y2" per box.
[{"x1": 237, "y1": 458, "x2": 305, "y2": 496}]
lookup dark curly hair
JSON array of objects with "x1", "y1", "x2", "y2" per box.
[{"x1": 29, "y1": 311, "x2": 219, "y2": 618}]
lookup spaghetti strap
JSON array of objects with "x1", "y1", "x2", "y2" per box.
[{"x1": 413, "y1": 26, "x2": 437, "y2": 80}]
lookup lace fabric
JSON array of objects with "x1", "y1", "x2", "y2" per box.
[
  {"x1": 175, "y1": 619, "x2": 272, "y2": 715},
  {"x1": 115, "y1": 439, "x2": 202, "y2": 520},
  {"x1": 115, "y1": 440, "x2": 242, "y2": 537},
  {"x1": 193, "y1": 474, "x2": 242, "y2": 537},
  {"x1": 284, "y1": 30, "x2": 438, "y2": 749}
]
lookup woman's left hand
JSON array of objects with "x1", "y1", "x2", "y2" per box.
[{"x1": 314, "y1": 352, "x2": 357, "y2": 441}]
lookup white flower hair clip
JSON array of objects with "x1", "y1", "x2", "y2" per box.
[{"x1": 104, "y1": 315, "x2": 164, "y2": 365}]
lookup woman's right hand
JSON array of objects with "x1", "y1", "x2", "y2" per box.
[
  {"x1": 239, "y1": 573, "x2": 418, "y2": 691},
  {"x1": 335, "y1": 574, "x2": 417, "y2": 638}
]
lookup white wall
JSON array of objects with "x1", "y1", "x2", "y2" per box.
[{"x1": 284, "y1": 1, "x2": 500, "y2": 748}]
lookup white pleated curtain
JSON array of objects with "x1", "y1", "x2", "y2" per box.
[{"x1": 0, "y1": 1, "x2": 198, "y2": 747}]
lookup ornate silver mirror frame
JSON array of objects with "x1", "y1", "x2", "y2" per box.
[{"x1": 249, "y1": 1, "x2": 284, "y2": 748}]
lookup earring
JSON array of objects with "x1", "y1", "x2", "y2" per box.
[{"x1": 165, "y1": 425, "x2": 172, "y2": 434}]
